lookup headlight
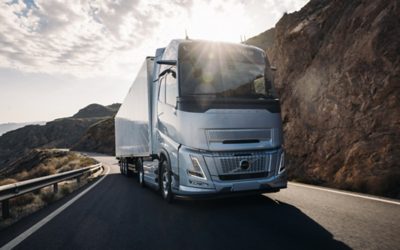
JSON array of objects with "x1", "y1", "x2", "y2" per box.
[
  {"x1": 278, "y1": 151, "x2": 285, "y2": 174},
  {"x1": 188, "y1": 155, "x2": 207, "y2": 180}
]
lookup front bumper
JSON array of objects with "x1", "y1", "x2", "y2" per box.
[{"x1": 173, "y1": 145, "x2": 287, "y2": 198}]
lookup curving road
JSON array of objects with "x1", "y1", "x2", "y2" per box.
[{"x1": 0, "y1": 155, "x2": 399, "y2": 250}]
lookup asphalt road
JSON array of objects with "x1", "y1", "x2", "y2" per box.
[{"x1": 1, "y1": 155, "x2": 399, "y2": 250}]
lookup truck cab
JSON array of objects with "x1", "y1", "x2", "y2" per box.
[
  {"x1": 115, "y1": 39, "x2": 287, "y2": 201},
  {"x1": 155, "y1": 40, "x2": 286, "y2": 200}
]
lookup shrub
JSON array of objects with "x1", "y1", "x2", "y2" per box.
[{"x1": 40, "y1": 190, "x2": 56, "y2": 204}]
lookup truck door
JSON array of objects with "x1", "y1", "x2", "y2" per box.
[
  {"x1": 157, "y1": 66, "x2": 178, "y2": 141},
  {"x1": 157, "y1": 66, "x2": 180, "y2": 176}
]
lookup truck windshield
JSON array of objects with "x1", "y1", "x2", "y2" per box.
[{"x1": 178, "y1": 42, "x2": 276, "y2": 99}]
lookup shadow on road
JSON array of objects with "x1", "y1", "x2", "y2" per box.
[
  {"x1": 105, "y1": 173, "x2": 351, "y2": 250},
  {"x1": 165, "y1": 195, "x2": 351, "y2": 250}
]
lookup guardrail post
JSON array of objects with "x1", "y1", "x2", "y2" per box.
[
  {"x1": 53, "y1": 183, "x2": 58, "y2": 193},
  {"x1": 2, "y1": 199, "x2": 10, "y2": 219},
  {"x1": 76, "y1": 176, "x2": 81, "y2": 184}
]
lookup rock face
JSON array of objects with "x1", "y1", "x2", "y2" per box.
[
  {"x1": 249, "y1": 0, "x2": 400, "y2": 198},
  {"x1": 72, "y1": 117, "x2": 116, "y2": 156}
]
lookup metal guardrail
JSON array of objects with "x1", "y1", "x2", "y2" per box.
[{"x1": 0, "y1": 163, "x2": 103, "y2": 219}]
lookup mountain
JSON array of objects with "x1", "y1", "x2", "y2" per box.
[
  {"x1": 247, "y1": 0, "x2": 400, "y2": 198},
  {"x1": 72, "y1": 117, "x2": 115, "y2": 156},
  {"x1": 71, "y1": 103, "x2": 120, "y2": 156},
  {"x1": 0, "y1": 122, "x2": 46, "y2": 136},
  {"x1": 0, "y1": 103, "x2": 120, "y2": 170},
  {"x1": 73, "y1": 103, "x2": 118, "y2": 118}
]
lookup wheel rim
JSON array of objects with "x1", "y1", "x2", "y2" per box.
[{"x1": 162, "y1": 166, "x2": 169, "y2": 198}]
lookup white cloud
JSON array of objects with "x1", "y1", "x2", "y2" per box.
[{"x1": 0, "y1": 0, "x2": 308, "y2": 79}]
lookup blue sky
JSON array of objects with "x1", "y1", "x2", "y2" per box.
[{"x1": 0, "y1": 0, "x2": 308, "y2": 123}]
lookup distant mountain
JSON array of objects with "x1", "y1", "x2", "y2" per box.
[
  {"x1": 0, "y1": 122, "x2": 46, "y2": 136},
  {"x1": 0, "y1": 103, "x2": 120, "y2": 170},
  {"x1": 73, "y1": 103, "x2": 119, "y2": 118}
]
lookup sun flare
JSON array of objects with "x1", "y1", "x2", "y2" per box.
[{"x1": 185, "y1": 1, "x2": 250, "y2": 43}]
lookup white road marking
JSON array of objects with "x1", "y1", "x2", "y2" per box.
[
  {"x1": 1, "y1": 165, "x2": 110, "y2": 250},
  {"x1": 289, "y1": 182, "x2": 400, "y2": 206}
]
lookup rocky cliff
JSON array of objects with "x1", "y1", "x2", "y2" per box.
[{"x1": 248, "y1": 0, "x2": 400, "y2": 198}]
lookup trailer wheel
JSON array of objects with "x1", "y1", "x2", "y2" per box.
[
  {"x1": 160, "y1": 158, "x2": 173, "y2": 203},
  {"x1": 137, "y1": 158, "x2": 145, "y2": 187},
  {"x1": 120, "y1": 159, "x2": 125, "y2": 175},
  {"x1": 124, "y1": 159, "x2": 128, "y2": 176}
]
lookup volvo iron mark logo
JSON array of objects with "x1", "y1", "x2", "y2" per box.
[{"x1": 239, "y1": 159, "x2": 251, "y2": 170}]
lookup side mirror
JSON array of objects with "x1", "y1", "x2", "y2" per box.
[{"x1": 157, "y1": 60, "x2": 177, "y2": 65}]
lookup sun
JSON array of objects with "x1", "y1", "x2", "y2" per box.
[{"x1": 185, "y1": 1, "x2": 250, "y2": 43}]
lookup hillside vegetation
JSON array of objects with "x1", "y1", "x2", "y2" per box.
[{"x1": 0, "y1": 149, "x2": 97, "y2": 185}]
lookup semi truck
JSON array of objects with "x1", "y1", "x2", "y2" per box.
[{"x1": 115, "y1": 39, "x2": 287, "y2": 202}]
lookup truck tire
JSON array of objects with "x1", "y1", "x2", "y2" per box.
[
  {"x1": 137, "y1": 158, "x2": 145, "y2": 187},
  {"x1": 160, "y1": 158, "x2": 173, "y2": 203},
  {"x1": 120, "y1": 159, "x2": 125, "y2": 175}
]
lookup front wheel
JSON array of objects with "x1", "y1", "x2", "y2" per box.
[{"x1": 160, "y1": 159, "x2": 173, "y2": 203}]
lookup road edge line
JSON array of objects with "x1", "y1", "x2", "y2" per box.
[
  {"x1": 289, "y1": 182, "x2": 400, "y2": 206},
  {"x1": 1, "y1": 165, "x2": 111, "y2": 250}
]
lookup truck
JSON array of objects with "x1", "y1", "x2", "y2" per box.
[{"x1": 115, "y1": 39, "x2": 287, "y2": 202}]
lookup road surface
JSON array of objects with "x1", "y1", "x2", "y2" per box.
[{"x1": 0, "y1": 155, "x2": 399, "y2": 250}]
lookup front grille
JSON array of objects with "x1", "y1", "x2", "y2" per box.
[{"x1": 213, "y1": 151, "x2": 277, "y2": 178}]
